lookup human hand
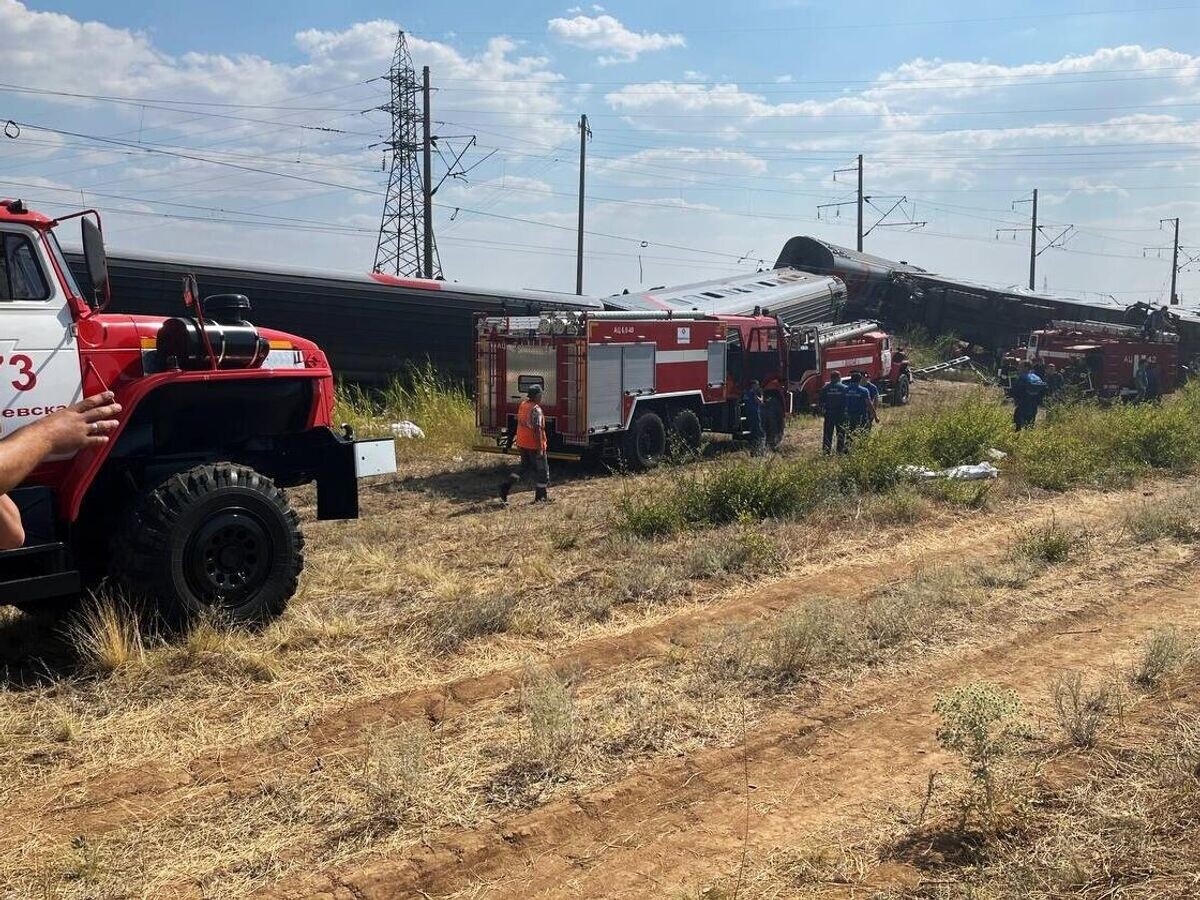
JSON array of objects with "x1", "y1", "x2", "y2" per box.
[{"x1": 37, "y1": 392, "x2": 122, "y2": 454}]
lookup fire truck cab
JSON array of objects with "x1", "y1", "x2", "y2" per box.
[
  {"x1": 476, "y1": 309, "x2": 792, "y2": 469},
  {"x1": 0, "y1": 200, "x2": 396, "y2": 624}
]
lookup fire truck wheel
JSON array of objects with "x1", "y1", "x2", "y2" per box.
[
  {"x1": 764, "y1": 396, "x2": 785, "y2": 449},
  {"x1": 112, "y1": 463, "x2": 303, "y2": 628},
  {"x1": 892, "y1": 374, "x2": 912, "y2": 406},
  {"x1": 668, "y1": 408, "x2": 703, "y2": 454},
  {"x1": 621, "y1": 410, "x2": 667, "y2": 471}
]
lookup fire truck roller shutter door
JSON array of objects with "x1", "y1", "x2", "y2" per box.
[
  {"x1": 587, "y1": 344, "x2": 623, "y2": 430},
  {"x1": 622, "y1": 344, "x2": 655, "y2": 395},
  {"x1": 707, "y1": 341, "x2": 726, "y2": 387}
]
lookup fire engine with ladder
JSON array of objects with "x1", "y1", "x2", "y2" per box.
[
  {"x1": 475, "y1": 309, "x2": 911, "y2": 468},
  {"x1": 1010, "y1": 319, "x2": 1180, "y2": 399},
  {"x1": 0, "y1": 200, "x2": 396, "y2": 624}
]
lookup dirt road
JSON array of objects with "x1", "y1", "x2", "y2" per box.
[{"x1": 261, "y1": 496, "x2": 1200, "y2": 898}]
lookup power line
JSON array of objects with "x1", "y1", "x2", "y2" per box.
[{"x1": 448, "y1": 5, "x2": 1200, "y2": 35}]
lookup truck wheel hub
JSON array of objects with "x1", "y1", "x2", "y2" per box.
[{"x1": 187, "y1": 511, "x2": 271, "y2": 602}]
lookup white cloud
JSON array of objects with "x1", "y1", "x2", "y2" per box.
[{"x1": 547, "y1": 14, "x2": 685, "y2": 65}]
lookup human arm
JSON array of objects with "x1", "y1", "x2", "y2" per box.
[
  {"x1": 532, "y1": 406, "x2": 546, "y2": 455},
  {"x1": 0, "y1": 495, "x2": 23, "y2": 550},
  {"x1": 0, "y1": 392, "x2": 122, "y2": 495}
]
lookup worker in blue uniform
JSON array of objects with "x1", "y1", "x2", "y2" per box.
[
  {"x1": 1011, "y1": 361, "x2": 1046, "y2": 430},
  {"x1": 819, "y1": 370, "x2": 850, "y2": 454},
  {"x1": 843, "y1": 371, "x2": 874, "y2": 449}
]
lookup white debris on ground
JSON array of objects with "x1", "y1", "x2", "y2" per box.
[
  {"x1": 986, "y1": 448, "x2": 1008, "y2": 460},
  {"x1": 900, "y1": 461, "x2": 1001, "y2": 480},
  {"x1": 390, "y1": 421, "x2": 426, "y2": 440}
]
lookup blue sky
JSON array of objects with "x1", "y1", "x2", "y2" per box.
[{"x1": 3, "y1": 0, "x2": 1198, "y2": 302}]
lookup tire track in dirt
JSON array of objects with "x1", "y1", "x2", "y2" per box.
[
  {"x1": 263, "y1": 549, "x2": 1200, "y2": 898},
  {"x1": 0, "y1": 486, "x2": 1170, "y2": 853}
]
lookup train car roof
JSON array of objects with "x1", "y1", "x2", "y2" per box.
[
  {"x1": 604, "y1": 267, "x2": 841, "y2": 314},
  {"x1": 61, "y1": 244, "x2": 606, "y2": 310}
]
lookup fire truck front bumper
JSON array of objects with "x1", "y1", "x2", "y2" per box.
[{"x1": 279, "y1": 427, "x2": 397, "y2": 521}]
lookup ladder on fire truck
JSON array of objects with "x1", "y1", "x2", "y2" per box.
[{"x1": 794, "y1": 320, "x2": 881, "y2": 346}]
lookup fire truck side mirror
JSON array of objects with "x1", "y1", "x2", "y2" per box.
[{"x1": 81, "y1": 216, "x2": 111, "y2": 308}]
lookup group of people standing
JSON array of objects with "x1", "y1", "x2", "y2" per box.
[{"x1": 818, "y1": 370, "x2": 881, "y2": 454}]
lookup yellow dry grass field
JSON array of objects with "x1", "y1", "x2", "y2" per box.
[{"x1": 1, "y1": 379, "x2": 1198, "y2": 899}]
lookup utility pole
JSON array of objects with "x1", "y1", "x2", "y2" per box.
[
  {"x1": 1145, "y1": 218, "x2": 1197, "y2": 305},
  {"x1": 421, "y1": 66, "x2": 435, "y2": 280},
  {"x1": 576, "y1": 113, "x2": 591, "y2": 295},
  {"x1": 997, "y1": 189, "x2": 1072, "y2": 292},
  {"x1": 1028, "y1": 188, "x2": 1038, "y2": 291},
  {"x1": 856, "y1": 153, "x2": 864, "y2": 253},
  {"x1": 1164, "y1": 217, "x2": 1180, "y2": 305}
]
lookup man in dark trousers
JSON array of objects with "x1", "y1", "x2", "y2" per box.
[
  {"x1": 500, "y1": 384, "x2": 551, "y2": 504},
  {"x1": 820, "y1": 370, "x2": 850, "y2": 454},
  {"x1": 854, "y1": 370, "x2": 882, "y2": 432},
  {"x1": 743, "y1": 379, "x2": 765, "y2": 456},
  {"x1": 1011, "y1": 361, "x2": 1046, "y2": 430},
  {"x1": 843, "y1": 371, "x2": 874, "y2": 449}
]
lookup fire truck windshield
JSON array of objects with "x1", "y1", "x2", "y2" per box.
[{"x1": 45, "y1": 230, "x2": 82, "y2": 300}]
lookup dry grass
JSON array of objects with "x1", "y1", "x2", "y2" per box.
[
  {"x1": 699, "y1": 664, "x2": 1200, "y2": 900},
  {"x1": 65, "y1": 591, "x2": 144, "y2": 674},
  {"x1": 3, "y1": 381, "x2": 1198, "y2": 897}
]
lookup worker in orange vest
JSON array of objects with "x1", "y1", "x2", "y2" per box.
[{"x1": 500, "y1": 384, "x2": 551, "y2": 504}]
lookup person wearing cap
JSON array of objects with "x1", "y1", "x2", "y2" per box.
[
  {"x1": 500, "y1": 383, "x2": 551, "y2": 504},
  {"x1": 854, "y1": 370, "x2": 882, "y2": 431},
  {"x1": 1011, "y1": 360, "x2": 1046, "y2": 430},
  {"x1": 819, "y1": 370, "x2": 850, "y2": 454},
  {"x1": 843, "y1": 371, "x2": 874, "y2": 448}
]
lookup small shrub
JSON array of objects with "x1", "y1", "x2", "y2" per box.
[
  {"x1": 1051, "y1": 671, "x2": 1117, "y2": 748},
  {"x1": 867, "y1": 487, "x2": 931, "y2": 524},
  {"x1": 1133, "y1": 626, "x2": 1190, "y2": 688},
  {"x1": 838, "y1": 426, "x2": 914, "y2": 492},
  {"x1": 1123, "y1": 502, "x2": 1199, "y2": 543},
  {"x1": 519, "y1": 666, "x2": 577, "y2": 767},
  {"x1": 1014, "y1": 428, "x2": 1105, "y2": 491},
  {"x1": 919, "y1": 395, "x2": 1012, "y2": 468},
  {"x1": 611, "y1": 686, "x2": 670, "y2": 752},
  {"x1": 616, "y1": 491, "x2": 685, "y2": 538},
  {"x1": 424, "y1": 591, "x2": 514, "y2": 654},
  {"x1": 692, "y1": 625, "x2": 758, "y2": 687},
  {"x1": 66, "y1": 593, "x2": 144, "y2": 674},
  {"x1": 920, "y1": 478, "x2": 992, "y2": 509},
  {"x1": 1014, "y1": 518, "x2": 1086, "y2": 564},
  {"x1": 350, "y1": 727, "x2": 431, "y2": 837},
  {"x1": 935, "y1": 681, "x2": 1024, "y2": 818},
  {"x1": 762, "y1": 599, "x2": 850, "y2": 681}
]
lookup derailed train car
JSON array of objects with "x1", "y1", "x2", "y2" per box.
[
  {"x1": 775, "y1": 236, "x2": 1200, "y2": 365},
  {"x1": 65, "y1": 250, "x2": 602, "y2": 384}
]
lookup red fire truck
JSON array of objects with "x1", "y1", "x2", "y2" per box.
[
  {"x1": 1009, "y1": 319, "x2": 1180, "y2": 399},
  {"x1": 0, "y1": 200, "x2": 396, "y2": 624},
  {"x1": 475, "y1": 310, "x2": 907, "y2": 469},
  {"x1": 786, "y1": 320, "x2": 913, "y2": 409}
]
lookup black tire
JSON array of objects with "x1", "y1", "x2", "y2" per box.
[
  {"x1": 763, "y1": 396, "x2": 785, "y2": 449},
  {"x1": 111, "y1": 463, "x2": 303, "y2": 627},
  {"x1": 668, "y1": 408, "x2": 703, "y2": 455},
  {"x1": 620, "y1": 410, "x2": 667, "y2": 471},
  {"x1": 892, "y1": 374, "x2": 912, "y2": 407}
]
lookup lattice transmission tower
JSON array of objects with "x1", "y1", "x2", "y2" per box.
[{"x1": 373, "y1": 31, "x2": 440, "y2": 278}]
